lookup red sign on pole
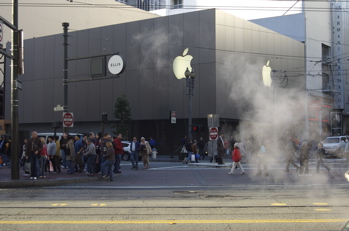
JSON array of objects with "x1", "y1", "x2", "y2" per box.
[
  {"x1": 209, "y1": 127, "x2": 218, "y2": 140},
  {"x1": 63, "y1": 112, "x2": 74, "y2": 128}
]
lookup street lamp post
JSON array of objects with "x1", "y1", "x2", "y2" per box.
[{"x1": 185, "y1": 67, "x2": 195, "y2": 141}]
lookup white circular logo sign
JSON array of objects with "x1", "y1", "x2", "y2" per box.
[{"x1": 108, "y1": 55, "x2": 124, "y2": 75}]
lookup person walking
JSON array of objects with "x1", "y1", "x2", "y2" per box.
[
  {"x1": 53, "y1": 136, "x2": 61, "y2": 173},
  {"x1": 256, "y1": 142, "x2": 269, "y2": 176},
  {"x1": 101, "y1": 141, "x2": 115, "y2": 181},
  {"x1": 284, "y1": 136, "x2": 300, "y2": 172},
  {"x1": 130, "y1": 137, "x2": 140, "y2": 170},
  {"x1": 66, "y1": 135, "x2": 76, "y2": 174},
  {"x1": 38, "y1": 137, "x2": 48, "y2": 178},
  {"x1": 113, "y1": 134, "x2": 123, "y2": 174},
  {"x1": 140, "y1": 137, "x2": 152, "y2": 169},
  {"x1": 228, "y1": 143, "x2": 245, "y2": 175},
  {"x1": 60, "y1": 133, "x2": 69, "y2": 169},
  {"x1": 84, "y1": 138, "x2": 97, "y2": 176},
  {"x1": 316, "y1": 142, "x2": 331, "y2": 173},
  {"x1": 183, "y1": 139, "x2": 193, "y2": 164},
  {"x1": 47, "y1": 136, "x2": 56, "y2": 174},
  {"x1": 191, "y1": 140, "x2": 199, "y2": 163},
  {"x1": 198, "y1": 137, "x2": 205, "y2": 160},
  {"x1": 299, "y1": 141, "x2": 310, "y2": 176},
  {"x1": 26, "y1": 131, "x2": 43, "y2": 180},
  {"x1": 217, "y1": 133, "x2": 225, "y2": 165}
]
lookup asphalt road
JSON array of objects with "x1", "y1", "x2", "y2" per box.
[{"x1": 0, "y1": 159, "x2": 348, "y2": 231}]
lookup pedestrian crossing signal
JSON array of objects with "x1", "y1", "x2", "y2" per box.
[{"x1": 192, "y1": 126, "x2": 199, "y2": 132}]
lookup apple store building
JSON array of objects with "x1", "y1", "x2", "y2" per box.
[{"x1": 5, "y1": 9, "x2": 305, "y2": 155}]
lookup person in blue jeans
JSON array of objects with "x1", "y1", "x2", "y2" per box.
[
  {"x1": 25, "y1": 131, "x2": 43, "y2": 180},
  {"x1": 130, "y1": 137, "x2": 140, "y2": 170},
  {"x1": 101, "y1": 141, "x2": 115, "y2": 181}
]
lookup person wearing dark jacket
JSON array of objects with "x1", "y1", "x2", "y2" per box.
[
  {"x1": 198, "y1": 137, "x2": 205, "y2": 160},
  {"x1": 316, "y1": 143, "x2": 331, "y2": 173},
  {"x1": 284, "y1": 136, "x2": 300, "y2": 172},
  {"x1": 25, "y1": 131, "x2": 43, "y2": 180},
  {"x1": 130, "y1": 137, "x2": 140, "y2": 170},
  {"x1": 60, "y1": 133, "x2": 69, "y2": 169},
  {"x1": 217, "y1": 133, "x2": 225, "y2": 165},
  {"x1": 183, "y1": 140, "x2": 193, "y2": 164},
  {"x1": 113, "y1": 133, "x2": 124, "y2": 173},
  {"x1": 101, "y1": 141, "x2": 115, "y2": 181}
]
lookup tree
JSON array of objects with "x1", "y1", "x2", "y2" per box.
[{"x1": 112, "y1": 94, "x2": 132, "y2": 138}]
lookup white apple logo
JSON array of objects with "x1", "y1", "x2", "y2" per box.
[
  {"x1": 262, "y1": 60, "x2": 272, "y2": 87},
  {"x1": 173, "y1": 48, "x2": 193, "y2": 79}
]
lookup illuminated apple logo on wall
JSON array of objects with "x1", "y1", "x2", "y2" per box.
[
  {"x1": 262, "y1": 60, "x2": 272, "y2": 87},
  {"x1": 173, "y1": 48, "x2": 193, "y2": 79}
]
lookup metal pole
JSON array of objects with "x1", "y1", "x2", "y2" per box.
[
  {"x1": 187, "y1": 77, "x2": 192, "y2": 141},
  {"x1": 10, "y1": 0, "x2": 19, "y2": 180},
  {"x1": 63, "y1": 22, "x2": 69, "y2": 134}
]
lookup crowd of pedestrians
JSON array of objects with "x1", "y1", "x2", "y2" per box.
[
  {"x1": 14, "y1": 131, "x2": 156, "y2": 181},
  {"x1": 180, "y1": 132, "x2": 348, "y2": 178}
]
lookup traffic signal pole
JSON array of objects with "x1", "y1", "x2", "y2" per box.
[
  {"x1": 62, "y1": 22, "x2": 69, "y2": 134},
  {"x1": 10, "y1": 0, "x2": 19, "y2": 179}
]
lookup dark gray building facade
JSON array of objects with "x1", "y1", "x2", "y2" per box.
[{"x1": 5, "y1": 9, "x2": 305, "y2": 154}]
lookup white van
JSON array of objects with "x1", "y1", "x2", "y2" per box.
[{"x1": 37, "y1": 133, "x2": 85, "y2": 143}]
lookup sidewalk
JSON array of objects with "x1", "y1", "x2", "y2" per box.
[
  {"x1": 0, "y1": 155, "x2": 183, "y2": 188},
  {"x1": 1, "y1": 155, "x2": 347, "y2": 188}
]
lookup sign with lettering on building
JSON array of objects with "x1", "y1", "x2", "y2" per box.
[
  {"x1": 108, "y1": 55, "x2": 125, "y2": 75},
  {"x1": 332, "y1": 2, "x2": 344, "y2": 110}
]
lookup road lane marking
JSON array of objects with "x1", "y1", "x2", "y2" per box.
[
  {"x1": 0, "y1": 219, "x2": 346, "y2": 224},
  {"x1": 91, "y1": 204, "x2": 107, "y2": 206},
  {"x1": 313, "y1": 203, "x2": 329, "y2": 206},
  {"x1": 271, "y1": 203, "x2": 287, "y2": 206},
  {"x1": 51, "y1": 204, "x2": 67, "y2": 206}
]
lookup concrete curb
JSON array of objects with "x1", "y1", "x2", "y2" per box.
[{"x1": 0, "y1": 176, "x2": 100, "y2": 188}]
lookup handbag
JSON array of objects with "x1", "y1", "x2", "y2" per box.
[
  {"x1": 181, "y1": 146, "x2": 188, "y2": 154},
  {"x1": 195, "y1": 153, "x2": 200, "y2": 159}
]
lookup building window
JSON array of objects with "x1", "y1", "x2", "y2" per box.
[{"x1": 171, "y1": 0, "x2": 183, "y2": 9}]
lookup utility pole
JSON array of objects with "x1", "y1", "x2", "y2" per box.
[
  {"x1": 63, "y1": 22, "x2": 69, "y2": 134},
  {"x1": 11, "y1": 0, "x2": 19, "y2": 179}
]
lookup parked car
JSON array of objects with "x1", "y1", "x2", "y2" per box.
[
  {"x1": 322, "y1": 136, "x2": 347, "y2": 158},
  {"x1": 121, "y1": 141, "x2": 142, "y2": 161},
  {"x1": 122, "y1": 141, "x2": 131, "y2": 161}
]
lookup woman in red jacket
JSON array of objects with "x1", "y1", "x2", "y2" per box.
[{"x1": 228, "y1": 144, "x2": 245, "y2": 175}]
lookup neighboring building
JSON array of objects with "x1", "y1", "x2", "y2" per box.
[
  {"x1": 0, "y1": 0, "x2": 159, "y2": 134},
  {"x1": 118, "y1": 0, "x2": 349, "y2": 139},
  {"x1": 4, "y1": 9, "x2": 305, "y2": 155},
  {"x1": 251, "y1": 1, "x2": 349, "y2": 140}
]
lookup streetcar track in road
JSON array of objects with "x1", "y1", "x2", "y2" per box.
[
  {"x1": 0, "y1": 205, "x2": 348, "y2": 209},
  {"x1": 0, "y1": 219, "x2": 347, "y2": 224}
]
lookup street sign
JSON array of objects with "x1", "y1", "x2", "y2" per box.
[
  {"x1": 54, "y1": 105, "x2": 64, "y2": 111},
  {"x1": 63, "y1": 112, "x2": 74, "y2": 127},
  {"x1": 209, "y1": 127, "x2": 218, "y2": 140}
]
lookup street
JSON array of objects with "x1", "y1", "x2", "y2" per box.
[{"x1": 0, "y1": 158, "x2": 348, "y2": 231}]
